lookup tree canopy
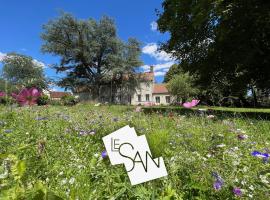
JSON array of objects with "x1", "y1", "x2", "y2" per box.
[
  {"x1": 163, "y1": 64, "x2": 183, "y2": 83},
  {"x1": 1, "y1": 53, "x2": 47, "y2": 89},
  {"x1": 167, "y1": 73, "x2": 198, "y2": 103},
  {"x1": 41, "y1": 13, "x2": 142, "y2": 99},
  {"x1": 157, "y1": 0, "x2": 270, "y2": 105}
]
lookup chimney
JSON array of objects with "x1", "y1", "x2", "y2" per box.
[{"x1": 150, "y1": 66, "x2": 154, "y2": 73}]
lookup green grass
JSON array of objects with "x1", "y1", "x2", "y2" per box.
[
  {"x1": 0, "y1": 104, "x2": 270, "y2": 199},
  {"x1": 143, "y1": 106, "x2": 270, "y2": 120}
]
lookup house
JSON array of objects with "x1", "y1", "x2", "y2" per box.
[
  {"x1": 75, "y1": 66, "x2": 173, "y2": 105},
  {"x1": 49, "y1": 91, "x2": 71, "y2": 101}
]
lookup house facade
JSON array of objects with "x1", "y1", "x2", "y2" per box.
[
  {"x1": 130, "y1": 72, "x2": 172, "y2": 105},
  {"x1": 75, "y1": 66, "x2": 173, "y2": 105}
]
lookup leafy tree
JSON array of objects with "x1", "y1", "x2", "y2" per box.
[
  {"x1": 0, "y1": 78, "x2": 17, "y2": 93},
  {"x1": 41, "y1": 13, "x2": 142, "y2": 99},
  {"x1": 167, "y1": 73, "x2": 198, "y2": 103},
  {"x1": 1, "y1": 53, "x2": 47, "y2": 89},
  {"x1": 163, "y1": 64, "x2": 182, "y2": 83},
  {"x1": 157, "y1": 0, "x2": 270, "y2": 106}
]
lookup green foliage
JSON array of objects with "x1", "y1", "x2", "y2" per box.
[
  {"x1": 37, "y1": 95, "x2": 50, "y2": 106},
  {"x1": 41, "y1": 13, "x2": 142, "y2": 99},
  {"x1": 0, "y1": 79, "x2": 18, "y2": 94},
  {"x1": 163, "y1": 64, "x2": 183, "y2": 83},
  {"x1": 0, "y1": 95, "x2": 16, "y2": 105},
  {"x1": 0, "y1": 154, "x2": 62, "y2": 200},
  {"x1": 0, "y1": 104, "x2": 270, "y2": 199},
  {"x1": 1, "y1": 53, "x2": 48, "y2": 89},
  {"x1": 157, "y1": 0, "x2": 270, "y2": 105},
  {"x1": 61, "y1": 95, "x2": 78, "y2": 106},
  {"x1": 167, "y1": 73, "x2": 199, "y2": 102},
  {"x1": 0, "y1": 104, "x2": 269, "y2": 199}
]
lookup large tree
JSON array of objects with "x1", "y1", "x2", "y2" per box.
[
  {"x1": 157, "y1": 0, "x2": 270, "y2": 106},
  {"x1": 163, "y1": 64, "x2": 183, "y2": 83},
  {"x1": 41, "y1": 13, "x2": 142, "y2": 99},
  {"x1": 1, "y1": 53, "x2": 47, "y2": 89},
  {"x1": 167, "y1": 72, "x2": 199, "y2": 103}
]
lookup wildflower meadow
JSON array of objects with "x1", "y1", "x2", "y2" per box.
[{"x1": 0, "y1": 103, "x2": 269, "y2": 199}]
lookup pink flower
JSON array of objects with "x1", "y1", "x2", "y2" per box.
[
  {"x1": 0, "y1": 91, "x2": 6, "y2": 97},
  {"x1": 183, "y1": 99, "x2": 200, "y2": 109},
  {"x1": 135, "y1": 106, "x2": 142, "y2": 112},
  {"x1": 144, "y1": 102, "x2": 155, "y2": 107},
  {"x1": 12, "y1": 88, "x2": 41, "y2": 106}
]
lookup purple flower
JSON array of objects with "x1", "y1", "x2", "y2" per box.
[
  {"x1": 113, "y1": 117, "x2": 118, "y2": 122},
  {"x1": 79, "y1": 130, "x2": 95, "y2": 136},
  {"x1": 35, "y1": 117, "x2": 48, "y2": 121},
  {"x1": 101, "y1": 150, "x2": 108, "y2": 159},
  {"x1": 213, "y1": 180, "x2": 223, "y2": 191},
  {"x1": 0, "y1": 91, "x2": 6, "y2": 97},
  {"x1": 212, "y1": 172, "x2": 224, "y2": 191},
  {"x1": 4, "y1": 129, "x2": 12, "y2": 133},
  {"x1": 237, "y1": 134, "x2": 248, "y2": 140},
  {"x1": 251, "y1": 151, "x2": 269, "y2": 158},
  {"x1": 233, "y1": 187, "x2": 242, "y2": 196}
]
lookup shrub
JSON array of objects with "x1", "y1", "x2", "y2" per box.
[
  {"x1": 0, "y1": 95, "x2": 16, "y2": 105},
  {"x1": 37, "y1": 95, "x2": 50, "y2": 106},
  {"x1": 61, "y1": 95, "x2": 78, "y2": 106}
]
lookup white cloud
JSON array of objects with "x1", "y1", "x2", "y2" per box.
[
  {"x1": 33, "y1": 59, "x2": 46, "y2": 68},
  {"x1": 141, "y1": 61, "x2": 175, "y2": 77},
  {"x1": 150, "y1": 21, "x2": 158, "y2": 31},
  {"x1": 154, "y1": 71, "x2": 166, "y2": 77},
  {"x1": 0, "y1": 52, "x2": 7, "y2": 62},
  {"x1": 142, "y1": 43, "x2": 175, "y2": 62}
]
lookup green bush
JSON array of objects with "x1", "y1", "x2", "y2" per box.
[
  {"x1": 61, "y1": 95, "x2": 78, "y2": 106},
  {"x1": 0, "y1": 95, "x2": 16, "y2": 105},
  {"x1": 37, "y1": 95, "x2": 50, "y2": 106}
]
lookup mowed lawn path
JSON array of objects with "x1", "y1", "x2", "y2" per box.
[{"x1": 0, "y1": 104, "x2": 270, "y2": 199}]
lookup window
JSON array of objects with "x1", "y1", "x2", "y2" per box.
[
  {"x1": 166, "y1": 96, "x2": 171, "y2": 103},
  {"x1": 146, "y1": 94, "x2": 150, "y2": 101},
  {"x1": 138, "y1": 95, "x2": 141, "y2": 102},
  {"x1": 155, "y1": 96, "x2": 160, "y2": 103}
]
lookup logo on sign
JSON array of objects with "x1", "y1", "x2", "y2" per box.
[{"x1": 102, "y1": 125, "x2": 168, "y2": 185}]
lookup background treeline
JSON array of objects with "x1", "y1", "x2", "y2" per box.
[{"x1": 158, "y1": 0, "x2": 270, "y2": 107}]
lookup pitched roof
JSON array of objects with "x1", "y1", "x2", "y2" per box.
[
  {"x1": 153, "y1": 84, "x2": 169, "y2": 94},
  {"x1": 49, "y1": 91, "x2": 71, "y2": 98},
  {"x1": 121, "y1": 72, "x2": 154, "y2": 81},
  {"x1": 139, "y1": 72, "x2": 154, "y2": 81}
]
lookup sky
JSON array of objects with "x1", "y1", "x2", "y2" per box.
[{"x1": 0, "y1": 0, "x2": 176, "y2": 91}]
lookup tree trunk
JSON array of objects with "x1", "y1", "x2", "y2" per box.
[{"x1": 251, "y1": 86, "x2": 258, "y2": 107}]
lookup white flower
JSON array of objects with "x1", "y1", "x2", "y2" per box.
[
  {"x1": 233, "y1": 160, "x2": 240, "y2": 166},
  {"x1": 260, "y1": 175, "x2": 269, "y2": 184},
  {"x1": 59, "y1": 171, "x2": 64, "y2": 176},
  {"x1": 216, "y1": 144, "x2": 226, "y2": 148},
  {"x1": 69, "y1": 177, "x2": 75, "y2": 184},
  {"x1": 249, "y1": 185, "x2": 254, "y2": 191},
  {"x1": 207, "y1": 115, "x2": 215, "y2": 119},
  {"x1": 61, "y1": 179, "x2": 67, "y2": 185},
  {"x1": 243, "y1": 166, "x2": 248, "y2": 172}
]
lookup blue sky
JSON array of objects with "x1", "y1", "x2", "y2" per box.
[{"x1": 0, "y1": 0, "x2": 175, "y2": 90}]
